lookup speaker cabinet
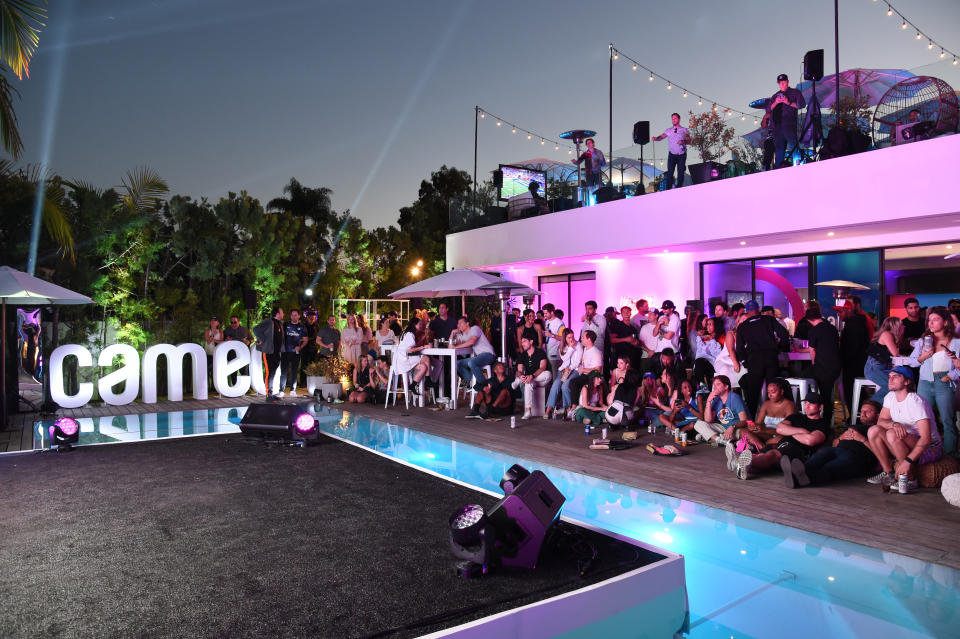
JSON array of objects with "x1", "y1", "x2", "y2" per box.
[
  {"x1": 493, "y1": 170, "x2": 503, "y2": 188},
  {"x1": 803, "y1": 49, "x2": 824, "y2": 82},
  {"x1": 632, "y1": 121, "x2": 650, "y2": 145},
  {"x1": 596, "y1": 185, "x2": 624, "y2": 204},
  {"x1": 487, "y1": 470, "x2": 565, "y2": 568}
]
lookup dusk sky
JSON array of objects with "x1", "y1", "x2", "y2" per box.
[{"x1": 13, "y1": 0, "x2": 960, "y2": 229}]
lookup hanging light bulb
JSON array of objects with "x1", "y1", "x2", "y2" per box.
[
  {"x1": 649, "y1": 72, "x2": 654, "y2": 82},
  {"x1": 682, "y1": 90, "x2": 688, "y2": 98},
  {"x1": 886, "y1": 5, "x2": 892, "y2": 16},
  {"x1": 916, "y1": 32, "x2": 922, "y2": 40},
  {"x1": 632, "y1": 63, "x2": 637, "y2": 71},
  {"x1": 901, "y1": 20, "x2": 907, "y2": 29},
  {"x1": 667, "y1": 82, "x2": 672, "y2": 90},
  {"x1": 540, "y1": 138, "x2": 545, "y2": 145},
  {"x1": 496, "y1": 120, "x2": 502, "y2": 126},
  {"x1": 754, "y1": 117, "x2": 759, "y2": 124},
  {"x1": 954, "y1": 57, "x2": 958, "y2": 65},
  {"x1": 741, "y1": 114, "x2": 746, "y2": 120},
  {"x1": 940, "y1": 49, "x2": 946, "y2": 58},
  {"x1": 511, "y1": 127, "x2": 516, "y2": 133},
  {"x1": 527, "y1": 133, "x2": 532, "y2": 139},
  {"x1": 568, "y1": 149, "x2": 572, "y2": 154},
  {"x1": 479, "y1": 111, "x2": 485, "y2": 118},
  {"x1": 928, "y1": 41, "x2": 934, "y2": 49},
  {"x1": 697, "y1": 97, "x2": 703, "y2": 106},
  {"x1": 612, "y1": 50, "x2": 619, "y2": 60}
]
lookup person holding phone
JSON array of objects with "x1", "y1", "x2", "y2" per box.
[
  {"x1": 907, "y1": 307, "x2": 960, "y2": 459},
  {"x1": 652, "y1": 113, "x2": 690, "y2": 189},
  {"x1": 767, "y1": 73, "x2": 806, "y2": 169}
]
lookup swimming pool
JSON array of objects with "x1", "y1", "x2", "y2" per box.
[{"x1": 35, "y1": 405, "x2": 959, "y2": 638}]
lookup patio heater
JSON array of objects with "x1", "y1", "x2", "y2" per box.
[
  {"x1": 814, "y1": 279, "x2": 869, "y2": 324},
  {"x1": 559, "y1": 129, "x2": 596, "y2": 206}
]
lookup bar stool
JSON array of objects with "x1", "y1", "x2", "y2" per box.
[
  {"x1": 385, "y1": 363, "x2": 422, "y2": 409},
  {"x1": 850, "y1": 378, "x2": 879, "y2": 424}
]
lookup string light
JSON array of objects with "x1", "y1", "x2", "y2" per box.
[
  {"x1": 649, "y1": 72, "x2": 654, "y2": 82},
  {"x1": 666, "y1": 82, "x2": 672, "y2": 90},
  {"x1": 954, "y1": 58, "x2": 959, "y2": 65},
  {"x1": 475, "y1": 106, "x2": 574, "y2": 154},
  {"x1": 612, "y1": 51, "x2": 619, "y2": 60},
  {"x1": 697, "y1": 97, "x2": 703, "y2": 106},
  {"x1": 632, "y1": 63, "x2": 637, "y2": 71},
  {"x1": 878, "y1": 3, "x2": 960, "y2": 65},
  {"x1": 682, "y1": 90, "x2": 688, "y2": 98}
]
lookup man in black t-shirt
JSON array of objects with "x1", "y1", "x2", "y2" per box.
[
  {"x1": 783, "y1": 400, "x2": 881, "y2": 488},
  {"x1": 428, "y1": 302, "x2": 458, "y2": 343},
  {"x1": 837, "y1": 299, "x2": 870, "y2": 413},
  {"x1": 798, "y1": 308, "x2": 841, "y2": 425},
  {"x1": 512, "y1": 335, "x2": 551, "y2": 420},
  {"x1": 608, "y1": 306, "x2": 640, "y2": 370},
  {"x1": 734, "y1": 392, "x2": 829, "y2": 480},
  {"x1": 736, "y1": 299, "x2": 790, "y2": 416},
  {"x1": 900, "y1": 297, "x2": 925, "y2": 344}
]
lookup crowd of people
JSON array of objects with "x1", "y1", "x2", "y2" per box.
[{"x1": 213, "y1": 294, "x2": 960, "y2": 493}]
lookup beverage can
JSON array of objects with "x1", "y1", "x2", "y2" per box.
[
  {"x1": 585, "y1": 423, "x2": 591, "y2": 435},
  {"x1": 681, "y1": 432, "x2": 688, "y2": 445},
  {"x1": 882, "y1": 481, "x2": 891, "y2": 493},
  {"x1": 924, "y1": 335, "x2": 934, "y2": 352},
  {"x1": 898, "y1": 474, "x2": 909, "y2": 494},
  {"x1": 510, "y1": 416, "x2": 516, "y2": 429},
  {"x1": 601, "y1": 428, "x2": 608, "y2": 440}
]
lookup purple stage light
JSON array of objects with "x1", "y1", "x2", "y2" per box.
[
  {"x1": 54, "y1": 417, "x2": 80, "y2": 437},
  {"x1": 294, "y1": 413, "x2": 316, "y2": 434}
]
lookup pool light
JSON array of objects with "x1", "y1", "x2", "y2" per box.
[{"x1": 50, "y1": 417, "x2": 80, "y2": 450}]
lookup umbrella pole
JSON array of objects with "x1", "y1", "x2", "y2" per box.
[
  {"x1": 500, "y1": 295, "x2": 507, "y2": 364},
  {"x1": 461, "y1": 294, "x2": 466, "y2": 318}
]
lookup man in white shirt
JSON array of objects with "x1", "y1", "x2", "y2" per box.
[
  {"x1": 638, "y1": 310, "x2": 660, "y2": 362},
  {"x1": 653, "y1": 300, "x2": 681, "y2": 353},
  {"x1": 453, "y1": 317, "x2": 497, "y2": 390},
  {"x1": 865, "y1": 365, "x2": 943, "y2": 492},
  {"x1": 580, "y1": 300, "x2": 606, "y2": 354},
  {"x1": 651, "y1": 112, "x2": 690, "y2": 189},
  {"x1": 630, "y1": 299, "x2": 649, "y2": 332},
  {"x1": 565, "y1": 329, "x2": 604, "y2": 411}
]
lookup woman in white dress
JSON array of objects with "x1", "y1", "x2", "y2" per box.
[
  {"x1": 340, "y1": 314, "x2": 364, "y2": 366},
  {"x1": 713, "y1": 315, "x2": 747, "y2": 388},
  {"x1": 394, "y1": 317, "x2": 431, "y2": 391}
]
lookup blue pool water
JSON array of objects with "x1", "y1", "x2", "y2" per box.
[{"x1": 36, "y1": 405, "x2": 960, "y2": 638}]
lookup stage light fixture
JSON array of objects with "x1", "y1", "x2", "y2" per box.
[
  {"x1": 239, "y1": 403, "x2": 320, "y2": 445},
  {"x1": 448, "y1": 504, "x2": 493, "y2": 579},
  {"x1": 304, "y1": 288, "x2": 313, "y2": 297},
  {"x1": 500, "y1": 463, "x2": 531, "y2": 495},
  {"x1": 50, "y1": 417, "x2": 80, "y2": 450}
]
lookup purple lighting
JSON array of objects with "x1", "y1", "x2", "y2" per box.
[
  {"x1": 294, "y1": 413, "x2": 316, "y2": 434},
  {"x1": 54, "y1": 417, "x2": 80, "y2": 437}
]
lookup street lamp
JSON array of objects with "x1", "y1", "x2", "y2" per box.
[
  {"x1": 411, "y1": 266, "x2": 420, "y2": 276},
  {"x1": 416, "y1": 259, "x2": 423, "y2": 267}
]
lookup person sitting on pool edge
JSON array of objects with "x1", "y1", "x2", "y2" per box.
[
  {"x1": 692, "y1": 375, "x2": 749, "y2": 446},
  {"x1": 467, "y1": 361, "x2": 515, "y2": 420},
  {"x1": 732, "y1": 391, "x2": 830, "y2": 481},
  {"x1": 781, "y1": 399, "x2": 882, "y2": 488},
  {"x1": 864, "y1": 365, "x2": 943, "y2": 493}
]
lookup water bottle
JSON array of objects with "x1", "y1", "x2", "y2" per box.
[
  {"x1": 601, "y1": 428, "x2": 608, "y2": 440},
  {"x1": 898, "y1": 474, "x2": 909, "y2": 494},
  {"x1": 510, "y1": 416, "x2": 517, "y2": 429}
]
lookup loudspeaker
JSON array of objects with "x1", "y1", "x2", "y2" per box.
[
  {"x1": 486, "y1": 470, "x2": 565, "y2": 568},
  {"x1": 803, "y1": 49, "x2": 824, "y2": 82},
  {"x1": 707, "y1": 296, "x2": 723, "y2": 314},
  {"x1": 243, "y1": 288, "x2": 257, "y2": 310},
  {"x1": 686, "y1": 299, "x2": 703, "y2": 313},
  {"x1": 493, "y1": 170, "x2": 503, "y2": 188},
  {"x1": 632, "y1": 120, "x2": 650, "y2": 145}
]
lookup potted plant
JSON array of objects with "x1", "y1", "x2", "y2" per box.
[
  {"x1": 304, "y1": 356, "x2": 353, "y2": 399},
  {"x1": 303, "y1": 360, "x2": 329, "y2": 395},
  {"x1": 686, "y1": 109, "x2": 735, "y2": 184}
]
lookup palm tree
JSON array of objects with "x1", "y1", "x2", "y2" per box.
[
  {"x1": 267, "y1": 177, "x2": 334, "y2": 228},
  {"x1": 0, "y1": 0, "x2": 47, "y2": 159}
]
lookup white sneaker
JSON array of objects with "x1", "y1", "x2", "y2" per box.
[
  {"x1": 277, "y1": 390, "x2": 285, "y2": 397},
  {"x1": 724, "y1": 442, "x2": 737, "y2": 472},
  {"x1": 521, "y1": 411, "x2": 532, "y2": 420},
  {"x1": 735, "y1": 449, "x2": 753, "y2": 480},
  {"x1": 866, "y1": 470, "x2": 892, "y2": 485}
]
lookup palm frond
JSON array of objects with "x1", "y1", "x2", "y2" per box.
[
  {"x1": 119, "y1": 166, "x2": 169, "y2": 214},
  {"x1": 0, "y1": 69, "x2": 22, "y2": 157},
  {"x1": 63, "y1": 177, "x2": 104, "y2": 198},
  {"x1": 0, "y1": 0, "x2": 46, "y2": 80},
  {"x1": 41, "y1": 192, "x2": 74, "y2": 262}
]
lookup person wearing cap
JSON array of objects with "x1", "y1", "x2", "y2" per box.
[
  {"x1": 865, "y1": 366, "x2": 943, "y2": 491},
  {"x1": 733, "y1": 391, "x2": 829, "y2": 481},
  {"x1": 797, "y1": 303, "x2": 841, "y2": 424},
  {"x1": 651, "y1": 112, "x2": 690, "y2": 189},
  {"x1": 735, "y1": 299, "x2": 790, "y2": 417},
  {"x1": 767, "y1": 73, "x2": 806, "y2": 169},
  {"x1": 837, "y1": 297, "x2": 871, "y2": 415},
  {"x1": 783, "y1": 400, "x2": 884, "y2": 488},
  {"x1": 653, "y1": 300, "x2": 681, "y2": 354}
]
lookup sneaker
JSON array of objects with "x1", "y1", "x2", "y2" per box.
[
  {"x1": 521, "y1": 411, "x2": 532, "y2": 420},
  {"x1": 695, "y1": 433, "x2": 706, "y2": 443},
  {"x1": 735, "y1": 449, "x2": 753, "y2": 480},
  {"x1": 866, "y1": 470, "x2": 893, "y2": 485},
  {"x1": 791, "y1": 458, "x2": 811, "y2": 488},
  {"x1": 465, "y1": 407, "x2": 481, "y2": 419},
  {"x1": 724, "y1": 442, "x2": 738, "y2": 473},
  {"x1": 478, "y1": 405, "x2": 490, "y2": 419}
]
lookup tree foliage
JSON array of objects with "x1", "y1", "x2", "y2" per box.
[{"x1": 687, "y1": 110, "x2": 736, "y2": 163}]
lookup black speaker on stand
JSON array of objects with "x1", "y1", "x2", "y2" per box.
[
  {"x1": 803, "y1": 49, "x2": 824, "y2": 82},
  {"x1": 632, "y1": 121, "x2": 650, "y2": 194}
]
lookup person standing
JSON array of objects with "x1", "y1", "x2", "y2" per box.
[
  {"x1": 278, "y1": 309, "x2": 307, "y2": 396},
  {"x1": 223, "y1": 315, "x2": 252, "y2": 385},
  {"x1": 900, "y1": 297, "x2": 924, "y2": 345},
  {"x1": 735, "y1": 300, "x2": 790, "y2": 416},
  {"x1": 542, "y1": 303, "x2": 566, "y2": 380},
  {"x1": 798, "y1": 306, "x2": 841, "y2": 425},
  {"x1": 651, "y1": 113, "x2": 690, "y2": 189},
  {"x1": 767, "y1": 73, "x2": 806, "y2": 169},
  {"x1": 253, "y1": 306, "x2": 284, "y2": 396},
  {"x1": 581, "y1": 301, "x2": 606, "y2": 355},
  {"x1": 836, "y1": 299, "x2": 871, "y2": 414},
  {"x1": 760, "y1": 112, "x2": 775, "y2": 171},
  {"x1": 317, "y1": 315, "x2": 340, "y2": 359},
  {"x1": 573, "y1": 138, "x2": 606, "y2": 201}
]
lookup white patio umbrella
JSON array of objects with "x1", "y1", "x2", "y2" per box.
[
  {"x1": 0, "y1": 266, "x2": 93, "y2": 425},
  {"x1": 389, "y1": 268, "x2": 539, "y2": 360}
]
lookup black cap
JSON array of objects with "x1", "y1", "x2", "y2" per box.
[
  {"x1": 777, "y1": 73, "x2": 788, "y2": 82},
  {"x1": 661, "y1": 300, "x2": 675, "y2": 310},
  {"x1": 805, "y1": 391, "x2": 823, "y2": 404},
  {"x1": 604, "y1": 306, "x2": 619, "y2": 314}
]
